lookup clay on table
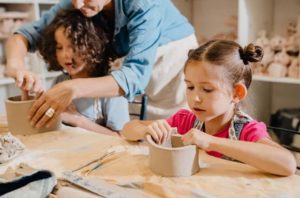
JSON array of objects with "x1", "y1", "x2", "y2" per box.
[{"x1": 5, "y1": 95, "x2": 61, "y2": 135}]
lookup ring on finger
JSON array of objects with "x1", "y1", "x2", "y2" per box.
[{"x1": 45, "y1": 107, "x2": 55, "y2": 118}]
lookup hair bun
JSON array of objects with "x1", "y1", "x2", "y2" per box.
[{"x1": 240, "y1": 43, "x2": 264, "y2": 65}]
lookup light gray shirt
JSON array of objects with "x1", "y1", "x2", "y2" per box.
[{"x1": 54, "y1": 74, "x2": 130, "y2": 131}]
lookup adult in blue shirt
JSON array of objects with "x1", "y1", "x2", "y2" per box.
[{"x1": 5, "y1": 0, "x2": 198, "y2": 128}]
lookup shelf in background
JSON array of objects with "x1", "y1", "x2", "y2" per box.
[
  {"x1": 0, "y1": 77, "x2": 14, "y2": 85},
  {"x1": 37, "y1": 0, "x2": 58, "y2": 5},
  {"x1": 0, "y1": 0, "x2": 35, "y2": 3},
  {"x1": 44, "y1": 71, "x2": 61, "y2": 78},
  {"x1": 0, "y1": 71, "x2": 61, "y2": 86},
  {"x1": 253, "y1": 75, "x2": 300, "y2": 85}
]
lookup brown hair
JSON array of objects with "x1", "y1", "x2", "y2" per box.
[
  {"x1": 185, "y1": 40, "x2": 264, "y2": 89},
  {"x1": 38, "y1": 9, "x2": 115, "y2": 77}
]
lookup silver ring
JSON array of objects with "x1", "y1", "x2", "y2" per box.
[{"x1": 45, "y1": 107, "x2": 55, "y2": 118}]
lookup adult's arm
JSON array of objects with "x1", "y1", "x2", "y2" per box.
[
  {"x1": 111, "y1": 0, "x2": 162, "y2": 101},
  {"x1": 5, "y1": 0, "x2": 72, "y2": 92}
]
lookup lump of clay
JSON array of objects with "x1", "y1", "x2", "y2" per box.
[
  {"x1": 288, "y1": 58, "x2": 300, "y2": 78},
  {"x1": 0, "y1": 133, "x2": 25, "y2": 163}
]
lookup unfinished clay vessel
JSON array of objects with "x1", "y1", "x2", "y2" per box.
[
  {"x1": 5, "y1": 96, "x2": 61, "y2": 135},
  {"x1": 147, "y1": 134, "x2": 200, "y2": 177}
]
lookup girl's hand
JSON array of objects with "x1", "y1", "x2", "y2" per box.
[
  {"x1": 145, "y1": 120, "x2": 172, "y2": 144},
  {"x1": 182, "y1": 129, "x2": 216, "y2": 150},
  {"x1": 28, "y1": 81, "x2": 74, "y2": 129}
]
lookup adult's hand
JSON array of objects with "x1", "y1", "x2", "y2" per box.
[
  {"x1": 28, "y1": 81, "x2": 75, "y2": 128},
  {"x1": 5, "y1": 34, "x2": 43, "y2": 95}
]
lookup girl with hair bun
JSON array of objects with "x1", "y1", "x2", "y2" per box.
[{"x1": 122, "y1": 40, "x2": 296, "y2": 176}]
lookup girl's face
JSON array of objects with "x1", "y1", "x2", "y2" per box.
[
  {"x1": 184, "y1": 61, "x2": 235, "y2": 122},
  {"x1": 55, "y1": 26, "x2": 87, "y2": 78}
]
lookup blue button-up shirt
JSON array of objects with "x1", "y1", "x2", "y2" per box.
[{"x1": 17, "y1": 0, "x2": 194, "y2": 101}]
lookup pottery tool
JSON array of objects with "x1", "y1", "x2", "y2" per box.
[
  {"x1": 72, "y1": 150, "x2": 116, "y2": 173},
  {"x1": 62, "y1": 171, "x2": 127, "y2": 198}
]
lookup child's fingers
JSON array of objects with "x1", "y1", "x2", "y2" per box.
[
  {"x1": 15, "y1": 72, "x2": 24, "y2": 88},
  {"x1": 158, "y1": 123, "x2": 170, "y2": 144},
  {"x1": 151, "y1": 124, "x2": 164, "y2": 144},
  {"x1": 32, "y1": 75, "x2": 43, "y2": 93},
  {"x1": 148, "y1": 126, "x2": 160, "y2": 144},
  {"x1": 182, "y1": 133, "x2": 192, "y2": 145},
  {"x1": 162, "y1": 121, "x2": 172, "y2": 142}
]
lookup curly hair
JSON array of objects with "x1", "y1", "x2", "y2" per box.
[{"x1": 38, "y1": 9, "x2": 114, "y2": 77}]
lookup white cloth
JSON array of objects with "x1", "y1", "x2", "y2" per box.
[{"x1": 131, "y1": 34, "x2": 198, "y2": 119}]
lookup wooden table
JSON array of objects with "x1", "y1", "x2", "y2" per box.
[{"x1": 1, "y1": 126, "x2": 300, "y2": 198}]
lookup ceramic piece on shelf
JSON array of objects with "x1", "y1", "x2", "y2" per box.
[
  {"x1": 267, "y1": 62, "x2": 287, "y2": 78},
  {"x1": 0, "y1": 18, "x2": 14, "y2": 34},
  {"x1": 261, "y1": 46, "x2": 274, "y2": 67},
  {"x1": 285, "y1": 33, "x2": 299, "y2": 55},
  {"x1": 252, "y1": 63, "x2": 267, "y2": 76},
  {"x1": 270, "y1": 35, "x2": 286, "y2": 52},
  {"x1": 0, "y1": 65, "x2": 4, "y2": 78},
  {"x1": 146, "y1": 134, "x2": 200, "y2": 177},
  {"x1": 266, "y1": 49, "x2": 290, "y2": 78},
  {"x1": 255, "y1": 30, "x2": 270, "y2": 48},
  {"x1": 287, "y1": 58, "x2": 299, "y2": 78},
  {"x1": 5, "y1": 96, "x2": 61, "y2": 135},
  {"x1": 274, "y1": 49, "x2": 291, "y2": 66}
]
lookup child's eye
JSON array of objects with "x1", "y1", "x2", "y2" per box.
[
  {"x1": 187, "y1": 86, "x2": 194, "y2": 90},
  {"x1": 203, "y1": 88, "x2": 213, "y2": 93},
  {"x1": 56, "y1": 46, "x2": 62, "y2": 50}
]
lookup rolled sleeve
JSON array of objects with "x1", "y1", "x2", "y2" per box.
[
  {"x1": 103, "y1": 97, "x2": 130, "y2": 131},
  {"x1": 15, "y1": 0, "x2": 72, "y2": 52},
  {"x1": 113, "y1": 0, "x2": 161, "y2": 101}
]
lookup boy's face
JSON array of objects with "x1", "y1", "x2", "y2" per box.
[
  {"x1": 184, "y1": 61, "x2": 235, "y2": 122},
  {"x1": 55, "y1": 27, "x2": 87, "y2": 78},
  {"x1": 72, "y1": 0, "x2": 111, "y2": 17}
]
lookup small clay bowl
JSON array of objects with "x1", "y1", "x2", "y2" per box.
[
  {"x1": 146, "y1": 134, "x2": 200, "y2": 177},
  {"x1": 5, "y1": 95, "x2": 61, "y2": 135}
]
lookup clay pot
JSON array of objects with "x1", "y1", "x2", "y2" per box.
[
  {"x1": 146, "y1": 134, "x2": 200, "y2": 177},
  {"x1": 5, "y1": 96, "x2": 61, "y2": 135}
]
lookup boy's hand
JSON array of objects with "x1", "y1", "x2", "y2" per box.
[
  {"x1": 145, "y1": 120, "x2": 172, "y2": 145},
  {"x1": 182, "y1": 129, "x2": 216, "y2": 150}
]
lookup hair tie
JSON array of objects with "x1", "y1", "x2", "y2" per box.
[{"x1": 239, "y1": 48, "x2": 248, "y2": 65}]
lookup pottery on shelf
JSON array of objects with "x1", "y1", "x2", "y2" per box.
[
  {"x1": 146, "y1": 134, "x2": 200, "y2": 177},
  {"x1": 5, "y1": 96, "x2": 61, "y2": 135}
]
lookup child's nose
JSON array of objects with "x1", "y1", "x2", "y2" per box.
[
  {"x1": 63, "y1": 48, "x2": 73, "y2": 59},
  {"x1": 193, "y1": 94, "x2": 202, "y2": 102}
]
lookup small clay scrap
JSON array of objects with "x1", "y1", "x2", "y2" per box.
[{"x1": 0, "y1": 132, "x2": 25, "y2": 163}]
